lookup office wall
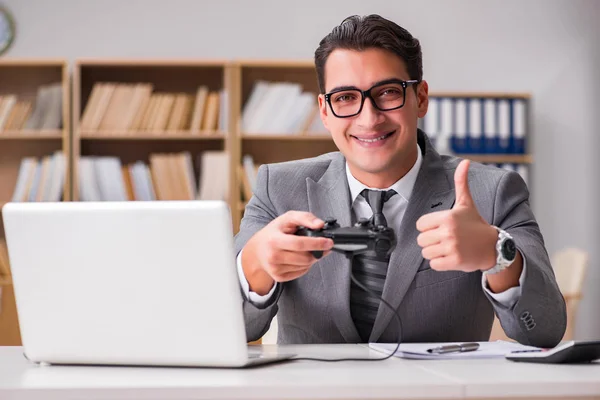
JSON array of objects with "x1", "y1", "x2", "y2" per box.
[{"x1": 4, "y1": 0, "x2": 600, "y2": 339}]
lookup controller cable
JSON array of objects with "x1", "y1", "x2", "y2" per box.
[{"x1": 291, "y1": 252, "x2": 403, "y2": 363}]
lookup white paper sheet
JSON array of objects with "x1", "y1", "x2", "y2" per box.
[{"x1": 369, "y1": 341, "x2": 540, "y2": 360}]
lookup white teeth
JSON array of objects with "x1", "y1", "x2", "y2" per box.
[{"x1": 356, "y1": 133, "x2": 391, "y2": 143}]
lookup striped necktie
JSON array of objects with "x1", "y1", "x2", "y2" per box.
[{"x1": 350, "y1": 188, "x2": 397, "y2": 342}]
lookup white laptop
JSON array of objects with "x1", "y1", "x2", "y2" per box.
[{"x1": 2, "y1": 200, "x2": 294, "y2": 368}]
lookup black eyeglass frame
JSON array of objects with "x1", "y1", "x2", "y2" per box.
[{"x1": 323, "y1": 79, "x2": 421, "y2": 118}]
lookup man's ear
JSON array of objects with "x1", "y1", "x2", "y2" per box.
[
  {"x1": 318, "y1": 94, "x2": 329, "y2": 130},
  {"x1": 416, "y1": 80, "x2": 429, "y2": 119}
]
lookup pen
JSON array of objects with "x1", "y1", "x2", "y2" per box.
[{"x1": 427, "y1": 342, "x2": 480, "y2": 354}]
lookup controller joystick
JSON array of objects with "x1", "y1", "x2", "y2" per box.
[{"x1": 323, "y1": 218, "x2": 339, "y2": 230}]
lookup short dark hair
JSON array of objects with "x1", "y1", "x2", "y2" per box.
[{"x1": 314, "y1": 14, "x2": 423, "y2": 94}]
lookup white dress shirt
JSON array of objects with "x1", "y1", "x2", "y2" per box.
[{"x1": 237, "y1": 147, "x2": 525, "y2": 308}]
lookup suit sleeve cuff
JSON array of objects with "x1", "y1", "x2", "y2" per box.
[
  {"x1": 237, "y1": 249, "x2": 277, "y2": 306},
  {"x1": 481, "y1": 251, "x2": 526, "y2": 309}
]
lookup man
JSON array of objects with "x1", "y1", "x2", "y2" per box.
[{"x1": 234, "y1": 14, "x2": 566, "y2": 347}]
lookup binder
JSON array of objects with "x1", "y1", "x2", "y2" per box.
[
  {"x1": 439, "y1": 98, "x2": 455, "y2": 154},
  {"x1": 468, "y1": 98, "x2": 483, "y2": 154},
  {"x1": 511, "y1": 99, "x2": 527, "y2": 154},
  {"x1": 424, "y1": 95, "x2": 527, "y2": 156},
  {"x1": 452, "y1": 98, "x2": 468, "y2": 153},
  {"x1": 498, "y1": 99, "x2": 511, "y2": 153},
  {"x1": 483, "y1": 98, "x2": 498, "y2": 153}
]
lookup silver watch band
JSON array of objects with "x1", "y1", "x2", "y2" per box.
[{"x1": 483, "y1": 226, "x2": 514, "y2": 275}]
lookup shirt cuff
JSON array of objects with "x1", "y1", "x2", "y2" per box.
[
  {"x1": 481, "y1": 251, "x2": 526, "y2": 309},
  {"x1": 237, "y1": 248, "x2": 277, "y2": 306}
]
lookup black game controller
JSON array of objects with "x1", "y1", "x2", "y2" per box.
[{"x1": 295, "y1": 218, "x2": 397, "y2": 259}]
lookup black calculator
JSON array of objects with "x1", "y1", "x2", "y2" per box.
[{"x1": 505, "y1": 340, "x2": 600, "y2": 364}]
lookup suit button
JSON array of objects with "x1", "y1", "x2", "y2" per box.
[
  {"x1": 526, "y1": 319, "x2": 536, "y2": 331},
  {"x1": 521, "y1": 312, "x2": 536, "y2": 330}
]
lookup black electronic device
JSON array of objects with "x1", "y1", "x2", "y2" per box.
[
  {"x1": 295, "y1": 217, "x2": 397, "y2": 259},
  {"x1": 506, "y1": 340, "x2": 600, "y2": 364}
]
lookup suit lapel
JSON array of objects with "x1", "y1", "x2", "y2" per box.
[
  {"x1": 370, "y1": 133, "x2": 455, "y2": 342},
  {"x1": 307, "y1": 154, "x2": 361, "y2": 343}
]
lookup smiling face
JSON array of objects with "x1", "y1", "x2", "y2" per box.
[{"x1": 318, "y1": 48, "x2": 429, "y2": 188}]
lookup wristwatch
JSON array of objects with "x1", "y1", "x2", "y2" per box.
[{"x1": 484, "y1": 226, "x2": 517, "y2": 275}]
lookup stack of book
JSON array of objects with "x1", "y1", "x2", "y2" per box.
[
  {"x1": 238, "y1": 154, "x2": 258, "y2": 202},
  {"x1": 77, "y1": 151, "x2": 229, "y2": 202},
  {"x1": 241, "y1": 80, "x2": 326, "y2": 135},
  {"x1": 0, "y1": 83, "x2": 63, "y2": 132},
  {"x1": 9, "y1": 151, "x2": 67, "y2": 202},
  {"x1": 80, "y1": 83, "x2": 226, "y2": 134},
  {"x1": 0, "y1": 239, "x2": 9, "y2": 282}
]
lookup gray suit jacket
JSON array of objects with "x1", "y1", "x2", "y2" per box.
[{"x1": 234, "y1": 130, "x2": 566, "y2": 348}]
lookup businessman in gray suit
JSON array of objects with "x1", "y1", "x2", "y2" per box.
[{"x1": 234, "y1": 14, "x2": 566, "y2": 348}]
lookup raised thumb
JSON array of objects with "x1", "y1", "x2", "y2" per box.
[{"x1": 454, "y1": 159, "x2": 474, "y2": 208}]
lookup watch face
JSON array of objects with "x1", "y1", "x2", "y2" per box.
[{"x1": 502, "y1": 239, "x2": 517, "y2": 261}]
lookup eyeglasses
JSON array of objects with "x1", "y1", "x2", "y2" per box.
[{"x1": 324, "y1": 79, "x2": 420, "y2": 118}]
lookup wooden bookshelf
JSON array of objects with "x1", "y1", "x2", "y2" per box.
[
  {"x1": 72, "y1": 59, "x2": 238, "y2": 219},
  {"x1": 0, "y1": 59, "x2": 71, "y2": 345},
  {"x1": 234, "y1": 61, "x2": 340, "y2": 229}
]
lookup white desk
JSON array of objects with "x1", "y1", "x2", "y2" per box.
[{"x1": 0, "y1": 345, "x2": 598, "y2": 400}]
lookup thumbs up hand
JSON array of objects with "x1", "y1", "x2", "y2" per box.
[{"x1": 416, "y1": 160, "x2": 498, "y2": 272}]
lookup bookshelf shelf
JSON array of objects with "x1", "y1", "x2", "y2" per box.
[
  {"x1": 429, "y1": 92, "x2": 531, "y2": 99},
  {"x1": 457, "y1": 154, "x2": 532, "y2": 164},
  {"x1": 242, "y1": 134, "x2": 331, "y2": 141},
  {"x1": 76, "y1": 58, "x2": 230, "y2": 67},
  {"x1": 0, "y1": 58, "x2": 70, "y2": 346},
  {"x1": 234, "y1": 59, "x2": 315, "y2": 68},
  {"x1": 0, "y1": 130, "x2": 63, "y2": 139},
  {"x1": 80, "y1": 131, "x2": 226, "y2": 140}
]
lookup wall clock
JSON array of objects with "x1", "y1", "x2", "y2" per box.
[{"x1": 0, "y1": 6, "x2": 15, "y2": 56}]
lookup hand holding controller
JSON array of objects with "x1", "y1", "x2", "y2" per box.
[{"x1": 295, "y1": 217, "x2": 397, "y2": 259}]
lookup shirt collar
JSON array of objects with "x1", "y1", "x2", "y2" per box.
[{"x1": 345, "y1": 145, "x2": 423, "y2": 204}]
